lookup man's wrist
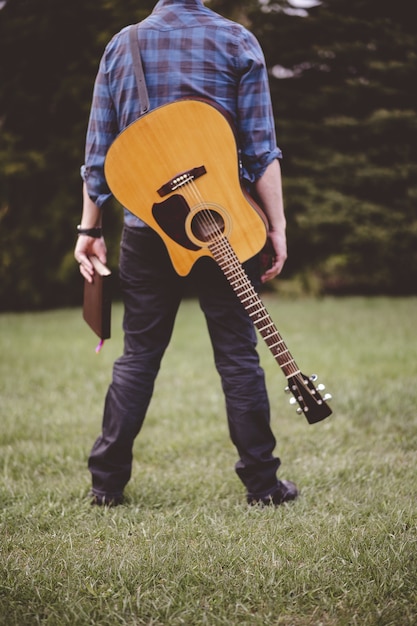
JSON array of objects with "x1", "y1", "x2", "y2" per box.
[{"x1": 77, "y1": 225, "x2": 102, "y2": 238}]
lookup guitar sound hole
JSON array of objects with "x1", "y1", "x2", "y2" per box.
[{"x1": 190, "y1": 209, "x2": 226, "y2": 244}]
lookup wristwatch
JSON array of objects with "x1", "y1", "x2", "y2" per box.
[{"x1": 77, "y1": 225, "x2": 102, "y2": 238}]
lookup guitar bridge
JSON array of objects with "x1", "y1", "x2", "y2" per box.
[{"x1": 157, "y1": 165, "x2": 206, "y2": 197}]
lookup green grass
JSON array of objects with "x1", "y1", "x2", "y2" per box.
[{"x1": 1, "y1": 296, "x2": 416, "y2": 625}]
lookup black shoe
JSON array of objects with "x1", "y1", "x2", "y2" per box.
[
  {"x1": 248, "y1": 479, "x2": 299, "y2": 506},
  {"x1": 90, "y1": 493, "x2": 124, "y2": 507}
]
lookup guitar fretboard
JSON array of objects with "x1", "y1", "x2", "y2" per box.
[{"x1": 209, "y1": 237, "x2": 301, "y2": 379}]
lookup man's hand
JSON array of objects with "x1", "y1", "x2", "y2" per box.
[
  {"x1": 260, "y1": 229, "x2": 287, "y2": 283},
  {"x1": 74, "y1": 235, "x2": 107, "y2": 283},
  {"x1": 75, "y1": 183, "x2": 106, "y2": 282},
  {"x1": 254, "y1": 160, "x2": 287, "y2": 283}
]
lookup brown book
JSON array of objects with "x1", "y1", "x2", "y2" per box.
[{"x1": 82, "y1": 256, "x2": 112, "y2": 340}]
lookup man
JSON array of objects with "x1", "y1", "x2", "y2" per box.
[{"x1": 74, "y1": 0, "x2": 298, "y2": 507}]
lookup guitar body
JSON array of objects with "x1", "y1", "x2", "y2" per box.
[{"x1": 104, "y1": 99, "x2": 267, "y2": 275}]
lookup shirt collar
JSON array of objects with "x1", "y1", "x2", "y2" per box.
[{"x1": 153, "y1": 0, "x2": 205, "y2": 9}]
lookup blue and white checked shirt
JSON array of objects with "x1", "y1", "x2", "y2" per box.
[{"x1": 82, "y1": 0, "x2": 282, "y2": 226}]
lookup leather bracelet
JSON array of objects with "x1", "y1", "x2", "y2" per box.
[{"x1": 77, "y1": 225, "x2": 102, "y2": 238}]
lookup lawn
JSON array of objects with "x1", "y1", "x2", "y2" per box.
[{"x1": 0, "y1": 296, "x2": 416, "y2": 625}]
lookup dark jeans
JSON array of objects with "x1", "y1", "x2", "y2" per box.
[{"x1": 88, "y1": 226, "x2": 281, "y2": 501}]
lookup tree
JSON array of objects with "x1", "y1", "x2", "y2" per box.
[
  {"x1": 251, "y1": 0, "x2": 417, "y2": 293},
  {"x1": 0, "y1": 0, "x2": 154, "y2": 309}
]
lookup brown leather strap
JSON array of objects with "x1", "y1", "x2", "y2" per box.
[{"x1": 128, "y1": 24, "x2": 150, "y2": 115}]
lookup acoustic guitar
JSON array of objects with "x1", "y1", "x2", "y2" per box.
[{"x1": 105, "y1": 99, "x2": 332, "y2": 423}]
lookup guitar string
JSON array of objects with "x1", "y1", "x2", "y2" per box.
[{"x1": 179, "y1": 178, "x2": 300, "y2": 377}]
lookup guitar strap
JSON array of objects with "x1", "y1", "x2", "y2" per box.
[{"x1": 128, "y1": 24, "x2": 150, "y2": 115}]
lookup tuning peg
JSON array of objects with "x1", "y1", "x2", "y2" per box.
[
  {"x1": 323, "y1": 393, "x2": 332, "y2": 402},
  {"x1": 309, "y1": 374, "x2": 318, "y2": 381},
  {"x1": 284, "y1": 386, "x2": 290, "y2": 394},
  {"x1": 296, "y1": 408, "x2": 303, "y2": 415},
  {"x1": 316, "y1": 383, "x2": 325, "y2": 391},
  {"x1": 289, "y1": 397, "x2": 297, "y2": 405}
]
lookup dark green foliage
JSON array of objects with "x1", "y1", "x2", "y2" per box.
[
  {"x1": 0, "y1": 0, "x2": 416, "y2": 309},
  {"x1": 251, "y1": 0, "x2": 417, "y2": 293},
  {"x1": 0, "y1": 0, "x2": 151, "y2": 309}
]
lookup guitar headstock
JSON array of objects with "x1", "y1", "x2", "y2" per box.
[{"x1": 285, "y1": 373, "x2": 332, "y2": 424}]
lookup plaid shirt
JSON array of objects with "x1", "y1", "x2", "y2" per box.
[{"x1": 83, "y1": 0, "x2": 281, "y2": 225}]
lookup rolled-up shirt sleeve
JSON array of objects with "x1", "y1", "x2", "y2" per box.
[
  {"x1": 82, "y1": 51, "x2": 118, "y2": 208},
  {"x1": 236, "y1": 30, "x2": 282, "y2": 185}
]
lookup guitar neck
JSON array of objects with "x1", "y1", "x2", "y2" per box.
[{"x1": 209, "y1": 237, "x2": 300, "y2": 379}]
